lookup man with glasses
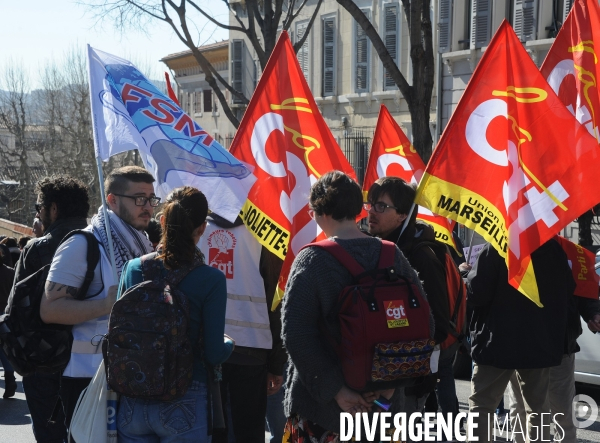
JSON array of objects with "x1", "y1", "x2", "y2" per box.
[
  {"x1": 365, "y1": 176, "x2": 453, "y2": 414},
  {"x1": 40, "y1": 166, "x2": 156, "y2": 436},
  {"x1": 10, "y1": 175, "x2": 90, "y2": 442}
]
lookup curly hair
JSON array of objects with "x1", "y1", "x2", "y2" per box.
[
  {"x1": 158, "y1": 186, "x2": 208, "y2": 269},
  {"x1": 35, "y1": 175, "x2": 90, "y2": 219},
  {"x1": 309, "y1": 171, "x2": 363, "y2": 221},
  {"x1": 104, "y1": 166, "x2": 155, "y2": 196}
]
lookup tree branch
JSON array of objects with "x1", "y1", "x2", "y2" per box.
[
  {"x1": 187, "y1": 0, "x2": 247, "y2": 32},
  {"x1": 292, "y1": 0, "x2": 323, "y2": 53}
]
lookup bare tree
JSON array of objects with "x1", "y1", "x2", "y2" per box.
[
  {"x1": 0, "y1": 62, "x2": 37, "y2": 224},
  {"x1": 337, "y1": 0, "x2": 434, "y2": 161},
  {"x1": 83, "y1": 0, "x2": 324, "y2": 128}
]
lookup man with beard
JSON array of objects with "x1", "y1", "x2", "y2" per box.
[
  {"x1": 11, "y1": 176, "x2": 90, "y2": 442},
  {"x1": 40, "y1": 166, "x2": 156, "y2": 435},
  {"x1": 365, "y1": 177, "x2": 455, "y2": 416}
]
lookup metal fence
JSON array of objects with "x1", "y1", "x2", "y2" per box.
[{"x1": 341, "y1": 129, "x2": 372, "y2": 186}]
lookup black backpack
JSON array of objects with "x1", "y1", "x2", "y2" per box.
[{"x1": 0, "y1": 230, "x2": 102, "y2": 376}]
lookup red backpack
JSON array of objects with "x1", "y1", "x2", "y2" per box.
[
  {"x1": 306, "y1": 240, "x2": 434, "y2": 391},
  {"x1": 410, "y1": 241, "x2": 467, "y2": 350}
]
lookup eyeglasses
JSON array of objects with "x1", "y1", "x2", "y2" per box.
[
  {"x1": 113, "y1": 194, "x2": 161, "y2": 207},
  {"x1": 363, "y1": 202, "x2": 399, "y2": 213},
  {"x1": 34, "y1": 203, "x2": 43, "y2": 213}
]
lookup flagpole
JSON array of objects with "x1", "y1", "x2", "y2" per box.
[
  {"x1": 397, "y1": 203, "x2": 416, "y2": 242},
  {"x1": 466, "y1": 229, "x2": 476, "y2": 265}
]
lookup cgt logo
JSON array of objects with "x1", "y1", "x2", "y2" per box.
[
  {"x1": 207, "y1": 230, "x2": 237, "y2": 279},
  {"x1": 386, "y1": 300, "x2": 409, "y2": 328}
]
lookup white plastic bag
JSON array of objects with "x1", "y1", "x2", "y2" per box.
[{"x1": 70, "y1": 360, "x2": 117, "y2": 443}]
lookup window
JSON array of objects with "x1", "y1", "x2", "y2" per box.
[
  {"x1": 231, "y1": 40, "x2": 244, "y2": 104},
  {"x1": 513, "y1": 0, "x2": 538, "y2": 42},
  {"x1": 470, "y1": 0, "x2": 492, "y2": 49},
  {"x1": 383, "y1": 4, "x2": 398, "y2": 90},
  {"x1": 322, "y1": 16, "x2": 336, "y2": 96},
  {"x1": 203, "y1": 90, "x2": 212, "y2": 113},
  {"x1": 563, "y1": 0, "x2": 573, "y2": 22},
  {"x1": 296, "y1": 21, "x2": 310, "y2": 83},
  {"x1": 194, "y1": 92, "x2": 202, "y2": 114},
  {"x1": 355, "y1": 10, "x2": 370, "y2": 92},
  {"x1": 438, "y1": 0, "x2": 452, "y2": 53}
]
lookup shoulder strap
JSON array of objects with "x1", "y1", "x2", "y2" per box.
[
  {"x1": 58, "y1": 230, "x2": 102, "y2": 300},
  {"x1": 378, "y1": 240, "x2": 396, "y2": 269},
  {"x1": 303, "y1": 240, "x2": 366, "y2": 277},
  {"x1": 141, "y1": 253, "x2": 204, "y2": 288}
]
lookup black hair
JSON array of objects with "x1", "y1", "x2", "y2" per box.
[
  {"x1": 309, "y1": 171, "x2": 363, "y2": 221},
  {"x1": 35, "y1": 175, "x2": 90, "y2": 219},
  {"x1": 104, "y1": 166, "x2": 155, "y2": 195},
  {"x1": 367, "y1": 176, "x2": 416, "y2": 215},
  {"x1": 145, "y1": 219, "x2": 162, "y2": 244},
  {"x1": 158, "y1": 186, "x2": 208, "y2": 269}
]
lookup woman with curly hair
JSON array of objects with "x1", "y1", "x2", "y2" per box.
[{"x1": 116, "y1": 186, "x2": 234, "y2": 442}]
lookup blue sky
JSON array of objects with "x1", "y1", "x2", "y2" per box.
[{"x1": 1, "y1": 0, "x2": 229, "y2": 88}]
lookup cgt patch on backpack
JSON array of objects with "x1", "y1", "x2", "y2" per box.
[
  {"x1": 305, "y1": 240, "x2": 434, "y2": 392},
  {"x1": 411, "y1": 240, "x2": 467, "y2": 351},
  {"x1": 0, "y1": 230, "x2": 101, "y2": 376},
  {"x1": 103, "y1": 253, "x2": 203, "y2": 401}
]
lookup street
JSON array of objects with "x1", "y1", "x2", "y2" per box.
[{"x1": 2, "y1": 368, "x2": 600, "y2": 442}]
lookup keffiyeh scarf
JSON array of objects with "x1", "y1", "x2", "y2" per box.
[{"x1": 91, "y1": 207, "x2": 153, "y2": 278}]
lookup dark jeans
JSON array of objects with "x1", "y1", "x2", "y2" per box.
[
  {"x1": 22, "y1": 372, "x2": 67, "y2": 443},
  {"x1": 213, "y1": 363, "x2": 268, "y2": 443},
  {"x1": 60, "y1": 376, "x2": 91, "y2": 442}
]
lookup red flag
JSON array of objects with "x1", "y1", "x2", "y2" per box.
[
  {"x1": 363, "y1": 105, "x2": 458, "y2": 251},
  {"x1": 554, "y1": 236, "x2": 599, "y2": 299},
  {"x1": 541, "y1": 0, "x2": 600, "y2": 144},
  {"x1": 415, "y1": 21, "x2": 600, "y2": 306},
  {"x1": 165, "y1": 72, "x2": 180, "y2": 106},
  {"x1": 229, "y1": 32, "x2": 358, "y2": 309}
]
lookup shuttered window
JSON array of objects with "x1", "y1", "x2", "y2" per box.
[
  {"x1": 355, "y1": 10, "x2": 370, "y2": 92},
  {"x1": 231, "y1": 40, "x2": 244, "y2": 104},
  {"x1": 383, "y1": 4, "x2": 398, "y2": 90},
  {"x1": 194, "y1": 92, "x2": 202, "y2": 114},
  {"x1": 322, "y1": 17, "x2": 336, "y2": 96},
  {"x1": 438, "y1": 0, "x2": 452, "y2": 53},
  {"x1": 203, "y1": 90, "x2": 212, "y2": 113},
  {"x1": 563, "y1": 0, "x2": 573, "y2": 22},
  {"x1": 513, "y1": 0, "x2": 538, "y2": 42},
  {"x1": 296, "y1": 21, "x2": 310, "y2": 83},
  {"x1": 470, "y1": 0, "x2": 492, "y2": 49}
]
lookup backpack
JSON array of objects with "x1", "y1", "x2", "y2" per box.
[
  {"x1": 306, "y1": 240, "x2": 434, "y2": 392},
  {"x1": 0, "y1": 230, "x2": 101, "y2": 376},
  {"x1": 103, "y1": 253, "x2": 203, "y2": 401},
  {"x1": 410, "y1": 240, "x2": 467, "y2": 351}
]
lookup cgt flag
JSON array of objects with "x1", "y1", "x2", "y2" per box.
[
  {"x1": 415, "y1": 21, "x2": 600, "y2": 306},
  {"x1": 229, "y1": 31, "x2": 359, "y2": 309},
  {"x1": 542, "y1": 0, "x2": 600, "y2": 145},
  {"x1": 87, "y1": 46, "x2": 255, "y2": 222},
  {"x1": 363, "y1": 104, "x2": 458, "y2": 251}
]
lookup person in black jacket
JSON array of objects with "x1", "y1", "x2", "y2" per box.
[
  {"x1": 467, "y1": 240, "x2": 575, "y2": 443},
  {"x1": 9, "y1": 176, "x2": 90, "y2": 443},
  {"x1": 0, "y1": 245, "x2": 16, "y2": 399},
  {"x1": 366, "y1": 177, "x2": 456, "y2": 414}
]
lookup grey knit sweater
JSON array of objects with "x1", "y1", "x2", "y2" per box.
[{"x1": 281, "y1": 237, "x2": 432, "y2": 433}]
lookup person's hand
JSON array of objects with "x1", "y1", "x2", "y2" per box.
[
  {"x1": 266, "y1": 373, "x2": 283, "y2": 396},
  {"x1": 334, "y1": 386, "x2": 371, "y2": 414},
  {"x1": 459, "y1": 263, "x2": 472, "y2": 272},
  {"x1": 588, "y1": 314, "x2": 600, "y2": 332}
]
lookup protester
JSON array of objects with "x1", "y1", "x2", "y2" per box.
[
  {"x1": 467, "y1": 240, "x2": 574, "y2": 443},
  {"x1": 0, "y1": 237, "x2": 21, "y2": 268},
  {"x1": 198, "y1": 213, "x2": 285, "y2": 443},
  {"x1": 32, "y1": 218, "x2": 44, "y2": 238},
  {"x1": 11, "y1": 175, "x2": 91, "y2": 442},
  {"x1": 0, "y1": 245, "x2": 16, "y2": 399},
  {"x1": 116, "y1": 186, "x2": 234, "y2": 442},
  {"x1": 507, "y1": 282, "x2": 600, "y2": 443},
  {"x1": 40, "y1": 166, "x2": 156, "y2": 436},
  {"x1": 18, "y1": 236, "x2": 32, "y2": 250},
  {"x1": 281, "y1": 171, "x2": 428, "y2": 440},
  {"x1": 145, "y1": 218, "x2": 162, "y2": 250},
  {"x1": 365, "y1": 176, "x2": 455, "y2": 414}
]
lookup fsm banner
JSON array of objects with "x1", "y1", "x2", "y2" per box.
[{"x1": 87, "y1": 45, "x2": 255, "y2": 222}]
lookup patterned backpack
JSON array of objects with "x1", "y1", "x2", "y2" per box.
[{"x1": 102, "y1": 252, "x2": 203, "y2": 401}]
